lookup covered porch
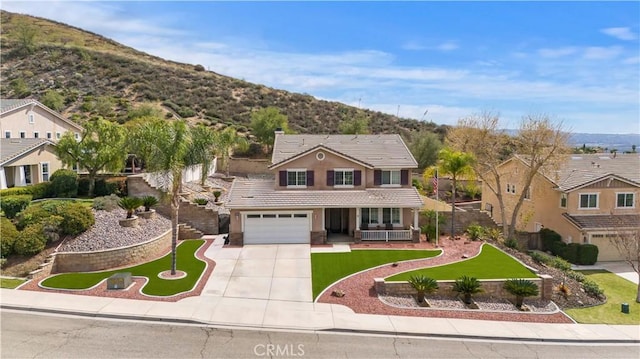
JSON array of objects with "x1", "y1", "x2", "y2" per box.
[{"x1": 323, "y1": 206, "x2": 421, "y2": 242}]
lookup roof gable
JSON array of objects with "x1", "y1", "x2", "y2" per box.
[
  {"x1": 0, "y1": 98, "x2": 84, "y2": 132},
  {"x1": 271, "y1": 134, "x2": 417, "y2": 169},
  {"x1": 0, "y1": 138, "x2": 56, "y2": 166},
  {"x1": 269, "y1": 144, "x2": 373, "y2": 170}
]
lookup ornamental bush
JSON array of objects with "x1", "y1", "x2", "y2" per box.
[
  {"x1": 0, "y1": 195, "x2": 32, "y2": 219},
  {"x1": 58, "y1": 202, "x2": 95, "y2": 235},
  {"x1": 92, "y1": 194, "x2": 121, "y2": 211},
  {"x1": 550, "y1": 241, "x2": 567, "y2": 257},
  {"x1": 13, "y1": 223, "x2": 47, "y2": 255},
  {"x1": 49, "y1": 169, "x2": 78, "y2": 198},
  {"x1": 582, "y1": 279, "x2": 604, "y2": 298},
  {"x1": 0, "y1": 217, "x2": 19, "y2": 257},
  {"x1": 540, "y1": 228, "x2": 562, "y2": 251},
  {"x1": 577, "y1": 244, "x2": 599, "y2": 265},
  {"x1": 563, "y1": 243, "x2": 580, "y2": 264}
]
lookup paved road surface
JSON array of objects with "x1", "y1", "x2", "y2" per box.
[{"x1": 1, "y1": 310, "x2": 638, "y2": 359}]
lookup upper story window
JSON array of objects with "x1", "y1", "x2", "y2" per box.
[
  {"x1": 579, "y1": 193, "x2": 598, "y2": 209},
  {"x1": 4, "y1": 131, "x2": 10, "y2": 138},
  {"x1": 335, "y1": 169, "x2": 354, "y2": 186},
  {"x1": 616, "y1": 193, "x2": 635, "y2": 208},
  {"x1": 279, "y1": 169, "x2": 313, "y2": 188},
  {"x1": 46, "y1": 132, "x2": 52, "y2": 139},
  {"x1": 56, "y1": 132, "x2": 61, "y2": 139},
  {"x1": 382, "y1": 170, "x2": 401, "y2": 185},
  {"x1": 374, "y1": 169, "x2": 408, "y2": 186},
  {"x1": 20, "y1": 131, "x2": 26, "y2": 139},
  {"x1": 560, "y1": 193, "x2": 567, "y2": 208},
  {"x1": 28, "y1": 113, "x2": 34, "y2": 124},
  {"x1": 33, "y1": 131, "x2": 39, "y2": 139}
]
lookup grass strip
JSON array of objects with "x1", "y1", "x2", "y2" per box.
[
  {"x1": 0, "y1": 278, "x2": 26, "y2": 289},
  {"x1": 565, "y1": 270, "x2": 639, "y2": 325},
  {"x1": 312, "y1": 249, "x2": 441, "y2": 299},
  {"x1": 386, "y1": 243, "x2": 537, "y2": 281},
  {"x1": 40, "y1": 240, "x2": 206, "y2": 296}
]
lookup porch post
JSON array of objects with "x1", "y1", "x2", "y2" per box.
[
  {"x1": 14, "y1": 165, "x2": 26, "y2": 187},
  {"x1": 356, "y1": 208, "x2": 361, "y2": 230},
  {"x1": 0, "y1": 167, "x2": 6, "y2": 189},
  {"x1": 413, "y1": 208, "x2": 419, "y2": 228},
  {"x1": 321, "y1": 207, "x2": 325, "y2": 231}
]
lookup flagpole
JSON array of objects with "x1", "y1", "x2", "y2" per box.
[{"x1": 435, "y1": 168, "x2": 439, "y2": 248}]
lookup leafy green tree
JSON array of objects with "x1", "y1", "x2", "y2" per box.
[
  {"x1": 41, "y1": 90, "x2": 65, "y2": 112},
  {"x1": 55, "y1": 119, "x2": 127, "y2": 197},
  {"x1": 339, "y1": 112, "x2": 370, "y2": 134},
  {"x1": 425, "y1": 148, "x2": 474, "y2": 238},
  {"x1": 409, "y1": 131, "x2": 442, "y2": 170},
  {"x1": 128, "y1": 117, "x2": 192, "y2": 275},
  {"x1": 250, "y1": 107, "x2": 290, "y2": 152},
  {"x1": 11, "y1": 19, "x2": 38, "y2": 55},
  {"x1": 127, "y1": 103, "x2": 163, "y2": 121},
  {"x1": 10, "y1": 78, "x2": 31, "y2": 97},
  {"x1": 214, "y1": 126, "x2": 249, "y2": 177}
]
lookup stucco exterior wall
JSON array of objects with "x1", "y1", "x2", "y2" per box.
[{"x1": 1, "y1": 105, "x2": 81, "y2": 141}]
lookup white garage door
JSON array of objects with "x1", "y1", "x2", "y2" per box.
[
  {"x1": 244, "y1": 212, "x2": 310, "y2": 244},
  {"x1": 590, "y1": 237, "x2": 625, "y2": 261}
]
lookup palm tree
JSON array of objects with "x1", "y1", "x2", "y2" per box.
[
  {"x1": 118, "y1": 197, "x2": 142, "y2": 219},
  {"x1": 452, "y1": 275, "x2": 483, "y2": 304},
  {"x1": 128, "y1": 117, "x2": 192, "y2": 275},
  {"x1": 503, "y1": 278, "x2": 539, "y2": 308},
  {"x1": 141, "y1": 196, "x2": 159, "y2": 212},
  {"x1": 431, "y1": 148, "x2": 474, "y2": 238},
  {"x1": 214, "y1": 126, "x2": 249, "y2": 177},
  {"x1": 408, "y1": 275, "x2": 439, "y2": 304},
  {"x1": 189, "y1": 125, "x2": 218, "y2": 186}
]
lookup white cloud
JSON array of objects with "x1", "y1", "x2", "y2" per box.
[
  {"x1": 583, "y1": 46, "x2": 623, "y2": 60},
  {"x1": 601, "y1": 27, "x2": 638, "y2": 41},
  {"x1": 401, "y1": 40, "x2": 458, "y2": 52},
  {"x1": 436, "y1": 41, "x2": 459, "y2": 51},
  {"x1": 538, "y1": 47, "x2": 577, "y2": 58}
]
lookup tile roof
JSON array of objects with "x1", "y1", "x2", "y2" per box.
[
  {"x1": 0, "y1": 99, "x2": 34, "y2": 113},
  {"x1": 563, "y1": 213, "x2": 640, "y2": 230},
  {"x1": 521, "y1": 153, "x2": 640, "y2": 191},
  {"x1": 226, "y1": 179, "x2": 424, "y2": 209},
  {"x1": 271, "y1": 134, "x2": 418, "y2": 168},
  {"x1": 1, "y1": 138, "x2": 55, "y2": 165}
]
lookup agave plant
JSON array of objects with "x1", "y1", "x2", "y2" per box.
[
  {"x1": 503, "y1": 278, "x2": 539, "y2": 308},
  {"x1": 408, "y1": 275, "x2": 439, "y2": 304},
  {"x1": 141, "y1": 196, "x2": 159, "y2": 212},
  {"x1": 452, "y1": 275, "x2": 483, "y2": 304},
  {"x1": 118, "y1": 197, "x2": 143, "y2": 219}
]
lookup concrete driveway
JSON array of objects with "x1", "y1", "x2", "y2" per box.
[
  {"x1": 201, "y1": 237, "x2": 312, "y2": 302},
  {"x1": 598, "y1": 261, "x2": 639, "y2": 284}
]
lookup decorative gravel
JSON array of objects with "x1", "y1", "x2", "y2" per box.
[
  {"x1": 58, "y1": 208, "x2": 171, "y2": 252},
  {"x1": 380, "y1": 295, "x2": 557, "y2": 313},
  {"x1": 181, "y1": 176, "x2": 233, "y2": 214}
]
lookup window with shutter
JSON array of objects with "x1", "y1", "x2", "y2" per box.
[{"x1": 327, "y1": 170, "x2": 334, "y2": 186}]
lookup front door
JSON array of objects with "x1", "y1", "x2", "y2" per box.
[{"x1": 327, "y1": 208, "x2": 349, "y2": 234}]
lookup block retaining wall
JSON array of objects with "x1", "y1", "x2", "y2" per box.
[
  {"x1": 374, "y1": 275, "x2": 552, "y2": 301},
  {"x1": 52, "y1": 229, "x2": 172, "y2": 273}
]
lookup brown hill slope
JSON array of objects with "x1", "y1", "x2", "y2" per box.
[{"x1": 0, "y1": 10, "x2": 446, "y2": 137}]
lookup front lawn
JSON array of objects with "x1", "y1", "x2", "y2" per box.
[
  {"x1": 386, "y1": 244, "x2": 537, "y2": 281},
  {"x1": 565, "y1": 270, "x2": 640, "y2": 325},
  {"x1": 0, "y1": 277, "x2": 26, "y2": 289},
  {"x1": 311, "y1": 249, "x2": 441, "y2": 299},
  {"x1": 40, "y1": 240, "x2": 206, "y2": 296}
]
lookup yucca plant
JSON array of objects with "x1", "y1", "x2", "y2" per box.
[
  {"x1": 408, "y1": 275, "x2": 439, "y2": 304},
  {"x1": 503, "y1": 279, "x2": 539, "y2": 308},
  {"x1": 141, "y1": 196, "x2": 159, "y2": 212},
  {"x1": 452, "y1": 275, "x2": 483, "y2": 304},
  {"x1": 118, "y1": 197, "x2": 143, "y2": 219}
]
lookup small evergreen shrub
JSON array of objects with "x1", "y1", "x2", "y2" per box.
[
  {"x1": 0, "y1": 195, "x2": 32, "y2": 219},
  {"x1": 540, "y1": 228, "x2": 562, "y2": 251},
  {"x1": 563, "y1": 243, "x2": 580, "y2": 264},
  {"x1": 550, "y1": 256, "x2": 572, "y2": 272},
  {"x1": 193, "y1": 198, "x2": 208, "y2": 206},
  {"x1": 529, "y1": 251, "x2": 552, "y2": 265},
  {"x1": 92, "y1": 194, "x2": 121, "y2": 211},
  {"x1": 504, "y1": 238, "x2": 519, "y2": 249},
  {"x1": 0, "y1": 187, "x2": 32, "y2": 196},
  {"x1": 77, "y1": 178, "x2": 90, "y2": 196},
  {"x1": 577, "y1": 244, "x2": 599, "y2": 265},
  {"x1": 141, "y1": 196, "x2": 159, "y2": 211},
  {"x1": 41, "y1": 215, "x2": 64, "y2": 243},
  {"x1": 118, "y1": 197, "x2": 142, "y2": 218},
  {"x1": 16, "y1": 204, "x2": 51, "y2": 230},
  {"x1": 582, "y1": 279, "x2": 604, "y2": 298},
  {"x1": 486, "y1": 227, "x2": 503, "y2": 242},
  {"x1": 466, "y1": 224, "x2": 485, "y2": 241},
  {"x1": 566, "y1": 270, "x2": 586, "y2": 283},
  {"x1": 0, "y1": 217, "x2": 19, "y2": 257},
  {"x1": 58, "y1": 203, "x2": 95, "y2": 235},
  {"x1": 550, "y1": 241, "x2": 567, "y2": 257},
  {"x1": 30, "y1": 182, "x2": 51, "y2": 199},
  {"x1": 49, "y1": 169, "x2": 78, "y2": 198},
  {"x1": 13, "y1": 223, "x2": 47, "y2": 255}
]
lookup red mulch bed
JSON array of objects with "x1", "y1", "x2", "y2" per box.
[
  {"x1": 18, "y1": 239, "x2": 215, "y2": 302},
  {"x1": 317, "y1": 236, "x2": 575, "y2": 324}
]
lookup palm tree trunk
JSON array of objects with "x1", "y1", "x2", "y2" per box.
[
  {"x1": 170, "y1": 197, "x2": 178, "y2": 275},
  {"x1": 451, "y1": 176, "x2": 456, "y2": 238},
  {"x1": 516, "y1": 296, "x2": 523, "y2": 308},
  {"x1": 417, "y1": 292, "x2": 425, "y2": 303}
]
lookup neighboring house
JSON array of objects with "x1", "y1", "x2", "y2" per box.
[
  {"x1": 0, "y1": 99, "x2": 84, "y2": 189},
  {"x1": 226, "y1": 132, "x2": 424, "y2": 245},
  {"x1": 482, "y1": 153, "x2": 640, "y2": 261}
]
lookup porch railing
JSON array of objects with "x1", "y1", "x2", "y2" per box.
[{"x1": 360, "y1": 229, "x2": 412, "y2": 242}]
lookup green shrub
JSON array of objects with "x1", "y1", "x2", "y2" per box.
[
  {"x1": 566, "y1": 270, "x2": 586, "y2": 283},
  {"x1": 0, "y1": 187, "x2": 33, "y2": 196},
  {"x1": 141, "y1": 196, "x2": 159, "y2": 211},
  {"x1": 41, "y1": 215, "x2": 64, "y2": 243},
  {"x1": 540, "y1": 228, "x2": 562, "y2": 251},
  {"x1": 77, "y1": 178, "x2": 90, "y2": 196},
  {"x1": 0, "y1": 217, "x2": 19, "y2": 257},
  {"x1": 58, "y1": 203, "x2": 95, "y2": 235},
  {"x1": 563, "y1": 243, "x2": 580, "y2": 264},
  {"x1": 92, "y1": 194, "x2": 121, "y2": 211},
  {"x1": 503, "y1": 278, "x2": 539, "y2": 308},
  {"x1": 486, "y1": 227, "x2": 503, "y2": 242},
  {"x1": 582, "y1": 279, "x2": 604, "y2": 298},
  {"x1": 550, "y1": 256, "x2": 572, "y2": 272},
  {"x1": 577, "y1": 244, "x2": 599, "y2": 265},
  {"x1": 13, "y1": 223, "x2": 47, "y2": 255},
  {"x1": 0, "y1": 195, "x2": 32, "y2": 219},
  {"x1": 49, "y1": 169, "x2": 78, "y2": 198},
  {"x1": 452, "y1": 275, "x2": 483, "y2": 304},
  {"x1": 118, "y1": 197, "x2": 142, "y2": 218},
  {"x1": 529, "y1": 251, "x2": 552, "y2": 265},
  {"x1": 466, "y1": 224, "x2": 485, "y2": 241},
  {"x1": 94, "y1": 177, "x2": 127, "y2": 197},
  {"x1": 193, "y1": 198, "x2": 208, "y2": 206},
  {"x1": 408, "y1": 275, "x2": 438, "y2": 304},
  {"x1": 550, "y1": 241, "x2": 567, "y2": 257},
  {"x1": 29, "y1": 182, "x2": 51, "y2": 199},
  {"x1": 15, "y1": 204, "x2": 50, "y2": 230},
  {"x1": 504, "y1": 238, "x2": 519, "y2": 249}
]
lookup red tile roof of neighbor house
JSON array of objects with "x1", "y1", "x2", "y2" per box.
[{"x1": 226, "y1": 179, "x2": 424, "y2": 209}]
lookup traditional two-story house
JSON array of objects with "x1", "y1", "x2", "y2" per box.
[
  {"x1": 482, "y1": 153, "x2": 640, "y2": 261},
  {"x1": 0, "y1": 99, "x2": 83, "y2": 189},
  {"x1": 226, "y1": 132, "x2": 424, "y2": 245}
]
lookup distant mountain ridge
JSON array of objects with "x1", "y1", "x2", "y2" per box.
[{"x1": 503, "y1": 129, "x2": 639, "y2": 152}]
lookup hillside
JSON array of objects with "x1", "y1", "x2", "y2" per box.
[{"x1": 0, "y1": 10, "x2": 446, "y2": 138}]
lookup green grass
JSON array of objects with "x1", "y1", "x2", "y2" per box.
[
  {"x1": 565, "y1": 270, "x2": 640, "y2": 325},
  {"x1": 311, "y1": 249, "x2": 441, "y2": 299},
  {"x1": 386, "y1": 244, "x2": 537, "y2": 281},
  {"x1": 0, "y1": 277, "x2": 26, "y2": 289},
  {"x1": 41, "y1": 240, "x2": 206, "y2": 296}
]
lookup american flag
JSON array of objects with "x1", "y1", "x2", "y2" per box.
[{"x1": 432, "y1": 171, "x2": 438, "y2": 195}]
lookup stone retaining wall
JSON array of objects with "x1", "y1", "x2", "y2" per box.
[
  {"x1": 375, "y1": 275, "x2": 552, "y2": 301},
  {"x1": 52, "y1": 229, "x2": 172, "y2": 273}
]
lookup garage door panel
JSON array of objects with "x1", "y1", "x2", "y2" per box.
[
  {"x1": 244, "y1": 213, "x2": 310, "y2": 244},
  {"x1": 590, "y1": 238, "x2": 624, "y2": 262}
]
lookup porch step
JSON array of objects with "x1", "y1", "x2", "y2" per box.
[{"x1": 178, "y1": 223, "x2": 203, "y2": 240}]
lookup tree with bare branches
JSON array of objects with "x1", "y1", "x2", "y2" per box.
[{"x1": 608, "y1": 226, "x2": 640, "y2": 303}]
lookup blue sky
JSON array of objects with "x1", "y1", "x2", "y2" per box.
[{"x1": 2, "y1": 1, "x2": 639, "y2": 134}]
